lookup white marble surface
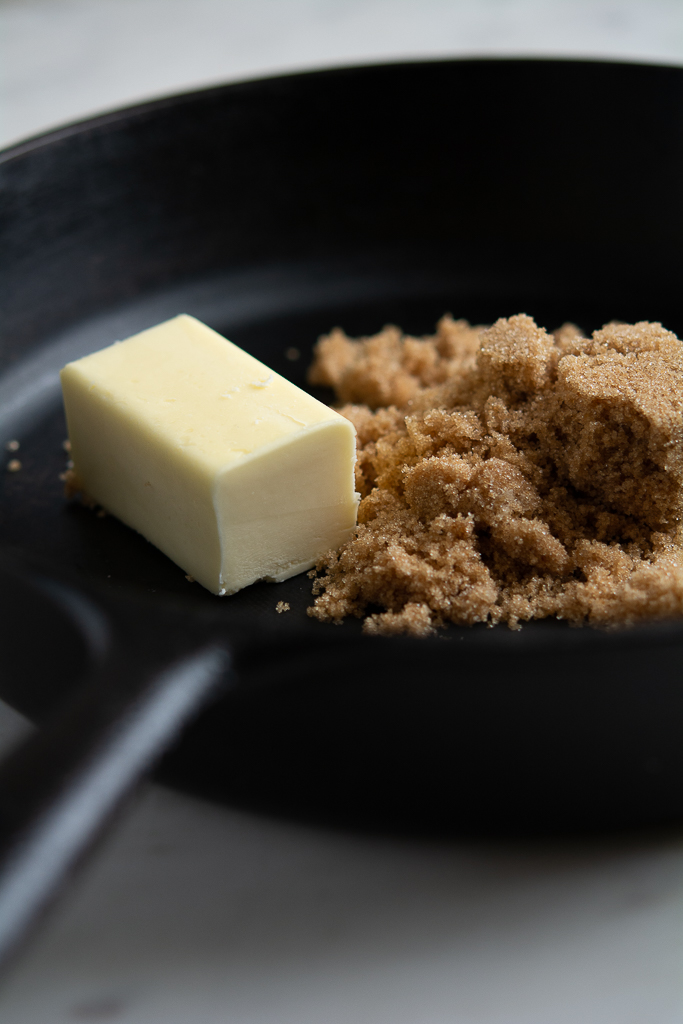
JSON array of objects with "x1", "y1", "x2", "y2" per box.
[
  {"x1": 3, "y1": 1, "x2": 683, "y2": 1021},
  {"x1": 2, "y1": 785, "x2": 683, "y2": 1024}
]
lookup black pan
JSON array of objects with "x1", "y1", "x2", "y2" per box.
[{"x1": 2, "y1": 57, "x2": 683, "y2": 962}]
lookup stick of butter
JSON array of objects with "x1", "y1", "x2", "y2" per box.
[{"x1": 60, "y1": 315, "x2": 359, "y2": 595}]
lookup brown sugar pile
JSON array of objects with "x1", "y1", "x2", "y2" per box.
[{"x1": 306, "y1": 314, "x2": 683, "y2": 636}]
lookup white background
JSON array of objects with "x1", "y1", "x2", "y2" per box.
[{"x1": 2, "y1": 2, "x2": 683, "y2": 1022}]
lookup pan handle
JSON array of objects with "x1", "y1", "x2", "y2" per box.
[{"x1": 0, "y1": 638, "x2": 230, "y2": 972}]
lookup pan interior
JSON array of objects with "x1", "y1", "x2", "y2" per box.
[
  {"x1": 1, "y1": 256, "x2": 671, "y2": 622},
  {"x1": 4, "y1": 260, "x2": 683, "y2": 838}
]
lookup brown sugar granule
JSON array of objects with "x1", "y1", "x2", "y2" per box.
[
  {"x1": 61, "y1": 466, "x2": 99, "y2": 507},
  {"x1": 6, "y1": 459, "x2": 21, "y2": 472},
  {"x1": 307, "y1": 314, "x2": 683, "y2": 635},
  {"x1": 276, "y1": 600, "x2": 291, "y2": 613}
]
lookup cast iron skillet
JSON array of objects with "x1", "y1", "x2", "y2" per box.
[{"x1": 2, "y1": 57, "x2": 683, "y2": 961}]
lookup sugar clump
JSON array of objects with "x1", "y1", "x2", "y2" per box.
[{"x1": 307, "y1": 315, "x2": 683, "y2": 635}]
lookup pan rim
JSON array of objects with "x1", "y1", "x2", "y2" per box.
[{"x1": 1, "y1": 53, "x2": 680, "y2": 163}]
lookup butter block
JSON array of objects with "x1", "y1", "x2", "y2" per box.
[{"x1": 60, "y1": 315, "x2": 359, "y2": 594}]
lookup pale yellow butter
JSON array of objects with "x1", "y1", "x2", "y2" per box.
[{"x1": 60, "y1": 315, "x2": 359, "y2": 594}]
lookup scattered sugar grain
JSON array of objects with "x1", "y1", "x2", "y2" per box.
[
  {"x1": 7, "y1": 459, "x2": 21, "y2": 472},
  {"x1": 276, "y1": 600, "x2": 291, "y2": 613},
  {"x1": 5, "y1": 440, "x2": 19, "y2": 452}
]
